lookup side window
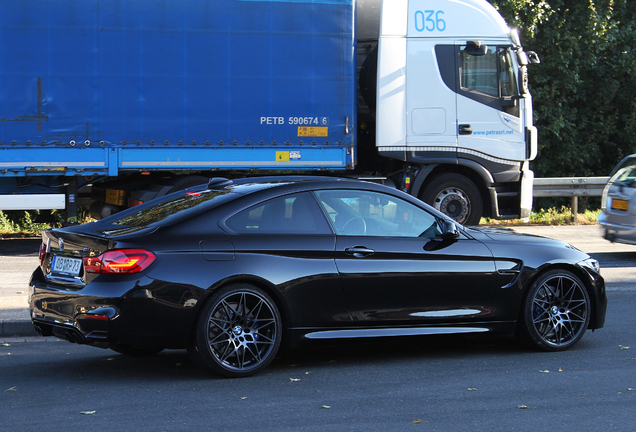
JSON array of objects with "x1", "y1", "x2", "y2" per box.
[
  {"x1": 314, "y1": 190, "x2": 441, "y2": 238},
  {"x1": 225, "y1": 192, "x2": 331, "y2": 234},
  {"x1": 459, "y1": 45, "x2": 520, "y2": 117},
  {"x1": 460, "y1": 46, "x2": 498, "y2": 97}
]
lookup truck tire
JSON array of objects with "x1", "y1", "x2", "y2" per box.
[{"x1": 420, "y1": 173, "x2": 483, "y2": 225}]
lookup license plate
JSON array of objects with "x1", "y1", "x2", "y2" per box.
[
  {"x1": 611, "y1": 198, "x2": 629, "y2": 211},
  {"x1": 52, "y1": 255, "x2": 83, "y2": 276}
]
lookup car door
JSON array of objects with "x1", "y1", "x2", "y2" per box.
[
  {"x1": 314, "y1": 189, "x2": 497, "y2": 326},
  {"x1": 222, "y1": 192, "x2": 348, "y2": 327}
]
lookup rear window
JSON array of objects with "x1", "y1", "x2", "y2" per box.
[
  {"x1": 110, "y1": 189, "x2": 234, "y2": 227},
  {"x1": 609, "y1": 157, "x2": 636, "y2": 188}
]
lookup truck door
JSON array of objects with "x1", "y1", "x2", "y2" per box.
[
  {"x1": 406, "y1": 39, "x2": 458, "y2": 151},
  {"x1": 455, "y1": 43, "x2": 527, "y2": 162}
]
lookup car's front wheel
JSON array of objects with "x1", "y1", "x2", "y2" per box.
[
  {"x1": 189, "y1": 284, "x2": 282, "y2": 378},
  {"x1": 517, "y1": 269, "x2": 591, "y2": 351}
]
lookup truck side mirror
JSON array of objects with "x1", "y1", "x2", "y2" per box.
[
  {"x1": 466, "y1": 41, "x2": 488, "y2": 56},
  {"x1": 527, "y1": 51, "x2": 541, "y2": 64}
]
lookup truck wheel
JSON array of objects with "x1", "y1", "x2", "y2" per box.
[
  {"x1": 189, "y1": 284, "x2": 282, "y2": 378},
  {"x1": 420, "y1": 173, "x2": 483, "y2": 225}
]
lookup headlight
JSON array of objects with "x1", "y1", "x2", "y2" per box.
[{"x1": 578, "y1": 258, "x2": 600, "y2": 273}]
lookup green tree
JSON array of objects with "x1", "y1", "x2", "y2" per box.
[{"x1": 492, "y1": 0, "x2": 636, "y2": 178}]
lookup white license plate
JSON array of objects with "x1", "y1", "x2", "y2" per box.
[{"x1": 52, "y1": 255, "x2": 83, "y2": 276}]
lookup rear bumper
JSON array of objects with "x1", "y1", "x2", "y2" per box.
[
  {"x1": 29, "y1": 268, "x2": 122, "y2": 348},
  {"x1": 598, "y1": 212, "x2": 636, "y2": 244},
  {"x1": 28, "y1": 266, "x2": 200, "y2": 349}
]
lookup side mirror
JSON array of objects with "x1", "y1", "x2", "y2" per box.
[
  {"x1": 526, "y1": 51, "x2": 541, "y2": 64},
  {"x1": 442, "y1": 220, "x2": 460, "y2": 239},
  {"x1": 466, "y1": 41, "x2": 488, "y2": 56}
]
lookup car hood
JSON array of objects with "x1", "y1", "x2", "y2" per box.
[{"x1": 465, "y1": 226, "x2": 590, "y2": 264}]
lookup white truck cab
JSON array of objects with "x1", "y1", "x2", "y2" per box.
[{"x1": 371, "y1": 0, "x2": 538, "y2": 224}]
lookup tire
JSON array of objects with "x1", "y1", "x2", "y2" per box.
[
  {"x1": 517, "y1": 269, "x2": 591, "y2": 351},
  {"x1": 420, "y1": 173, "x2": 483, "y2": 225},
  {"x1": 111, "y1": 344, "x2": 164, "y2": 357},
  {"x1": 189, "y1": 284, "x2": 282, "y2": 378}
]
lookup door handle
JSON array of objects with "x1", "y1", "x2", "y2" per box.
[
  {"x1": 344, "y1": 246, "x2": 375, "y2": 258},
  {"x1": 459, "y1": 124, "x2": 473, "y2": 135}
]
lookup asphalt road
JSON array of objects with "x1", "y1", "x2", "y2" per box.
[
  {"x1": 0, "y1": 225, "x2": 635, "y2": 431},
  {"x1": 0, "y1": 291, "x2": 634, "y2": 431}
]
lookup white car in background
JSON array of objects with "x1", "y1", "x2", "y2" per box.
[{"x1": 600, "y1": 154, "x2": 636, "y2": 244}]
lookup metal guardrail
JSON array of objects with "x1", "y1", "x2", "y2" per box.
[{"x1": 533, "y1": 176, "x2": 609, "y2": 224}]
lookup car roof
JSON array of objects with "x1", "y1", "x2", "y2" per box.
[{"x1": 68, "y1": 175, "x2": 451, "y2": 238}]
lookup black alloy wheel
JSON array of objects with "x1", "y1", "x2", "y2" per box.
[
  {"x1": 518, "y1": 269, "x2": 591, "y2": 351},
  {"x1": 190, "y1": 284, "x2": 282, "y2": 378}
]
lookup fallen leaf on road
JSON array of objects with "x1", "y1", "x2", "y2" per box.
[
  {"x1": 412, "y1": 420, "x2": 422, "y2": 424},
  {"x1": 80, "y1": 411, "x2": 96, "y2": 416},
  {"x1": 4, "y1": 386, "x2": 17, "y2": 392},
  {"x1": 558, "y1": 367, "x2": 563, "y2": 372},
  {"x1": 321, "y1": 405, "x2": 331, "y2": 409}
]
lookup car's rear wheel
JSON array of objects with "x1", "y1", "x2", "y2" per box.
[
  {"x1": 517, "y1": 269, "x2": 590, "y2": 351},
  {"x1": 189, "y1": 284, "x2": 282, "y2": 378}
]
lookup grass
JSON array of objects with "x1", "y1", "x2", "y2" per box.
[
  {"x1": 481, "y1": 207, "x2": 601, "y2": 226},
  {"x1": 0, "y1": 209, "x2": 95, "y2": 237},
  {"x1": 0, "y1": 210, "x2": 50, "y2": 236}
]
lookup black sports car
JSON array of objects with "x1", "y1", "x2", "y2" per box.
[{"x1": 29, "y1": 176, "x2": 606, "y2": 377}]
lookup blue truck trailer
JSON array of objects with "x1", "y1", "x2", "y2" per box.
[{"x1": 1, "y1": 0, "x2": 538, "y2": 225}]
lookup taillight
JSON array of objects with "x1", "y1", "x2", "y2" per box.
[
  {"x1": 83, "y1": 249, "x2": 156, "y2": 274},
  {"x1": 39, "y1": 242, "x2": 46, "y2": 266}
]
